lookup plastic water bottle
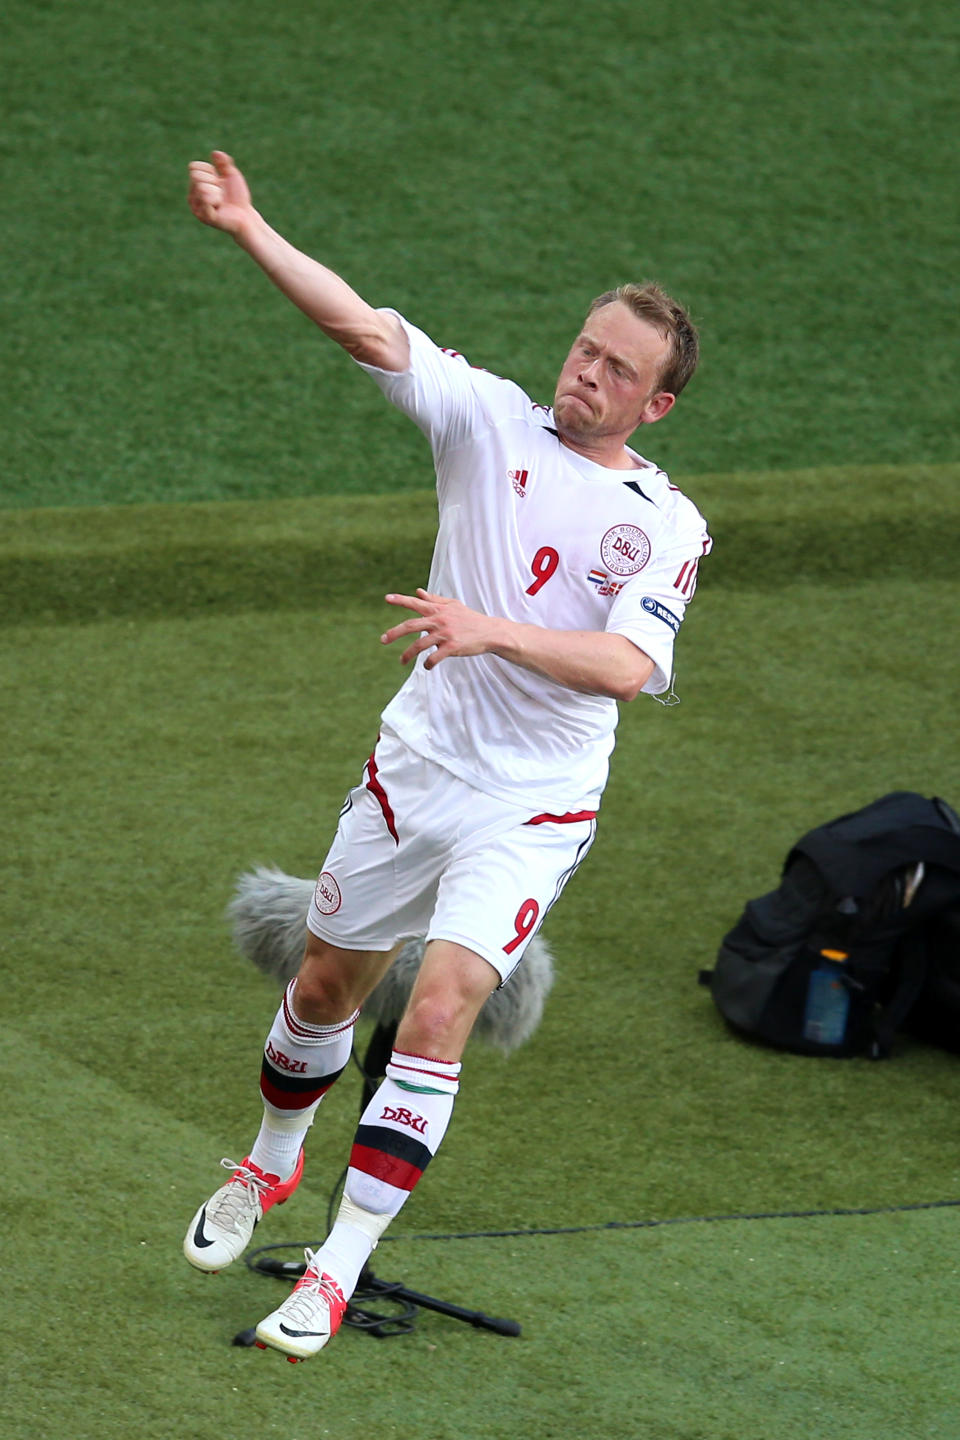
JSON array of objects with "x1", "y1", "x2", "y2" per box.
[{"x1": 802, "y1": 949, "x2": 850, "y2": 1045}]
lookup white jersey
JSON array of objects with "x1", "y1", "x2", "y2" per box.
[{"x1": 356, "y1": 311, "x2": 711, "y2": 812}]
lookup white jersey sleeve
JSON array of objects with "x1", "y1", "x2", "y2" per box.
[
  {"x1": 353, "y1": 309, "x2": 524, "y2": 455},
  {"x1": 604, "y1": 497, "x2": 713, "y2": 694}
]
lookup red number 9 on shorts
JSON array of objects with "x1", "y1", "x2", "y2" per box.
[{"x1": 504, "y1": 898, "x2": 540, "y2": 954}]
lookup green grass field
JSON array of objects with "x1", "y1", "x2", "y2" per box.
[
  {"x1": 4, "y1": 0, "x2": 958, "y2": 508},
  {"x1": 4, "y1": 0, "x2": 960, "y2": 1436}
]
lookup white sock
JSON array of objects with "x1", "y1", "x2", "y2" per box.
[
  {"x1": 248, "y1": 979, "x2": 358, "y2": 1179},
  {"x1": 305, "y1": 1050, "x2": 461, "y2": 1296}
]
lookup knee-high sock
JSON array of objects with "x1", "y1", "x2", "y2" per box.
[
  {"x1": 305, "y1": 1049, "x2": 461, "y2": 1296},
  {"x1": 248, "y1": 978, "x2": 357, "y2": 1180}
]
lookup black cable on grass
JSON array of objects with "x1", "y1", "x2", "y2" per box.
[
  {"x1": 247, "y1": 1193, "x2": 960, "y2": 1277},
  {"x1": 378, "y1": 1195, "x2": 960, "y2": 1242}
]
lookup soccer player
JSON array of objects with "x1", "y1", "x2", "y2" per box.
[{"x1": 182, "y1": 151, "x2": 711, "y2": 1361}]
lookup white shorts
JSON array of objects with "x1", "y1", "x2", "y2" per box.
[{"x1": 306, "y1": 729, "x2": 597, "y2": 982}]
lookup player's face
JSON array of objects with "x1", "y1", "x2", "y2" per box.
[{"x1": 552, "y1": 302, "x2": 675, "y2": 448}]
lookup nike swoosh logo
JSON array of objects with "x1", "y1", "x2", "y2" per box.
[
  {"x1": 192, "y1": 1207, "x2": 259, "y2": 1249},
  {"x1": 279, "y1": 1322, "x2": 328, "y2": 1338},
  {"x1": 192, "y1": 1209, "x2": 214, "y2": 1248}
]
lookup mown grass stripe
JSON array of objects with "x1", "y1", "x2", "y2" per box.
[{"x1": 3, "y1": 466, "x2": 958, "y2": 625}]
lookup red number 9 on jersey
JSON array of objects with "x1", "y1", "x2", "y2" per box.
[{"x1": 526, "y1": 546, "x2": 560, "y2": 596}]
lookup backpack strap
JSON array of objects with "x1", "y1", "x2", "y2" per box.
[
  {"x1": 933, "y1": 796, "x2": 960, "y2": 835},
  {"x1": 866, "y1": 929, "x2": 929, "y2": 1059}
]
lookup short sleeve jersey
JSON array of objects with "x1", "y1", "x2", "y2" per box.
[{"x1": 356, "y1": 311, "x2": 711, "y2": 813}]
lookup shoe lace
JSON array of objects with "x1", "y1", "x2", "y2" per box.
[
  {"x1": 281, "y1": 1250, "x2": 346, "y2": 1326},
  {"x1": 207, "y1": 1157, "x2": 271, "y2": 1232}
]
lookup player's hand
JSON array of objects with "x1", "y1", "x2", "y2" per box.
[
  {"x1": 187, "y1": 150, "x2": 254, "y2": 235},
  {"x1": 380, "y1": 589, "x2": 503, "y2": 669}
]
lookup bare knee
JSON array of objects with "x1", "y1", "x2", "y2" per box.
[
  {"x1": 292, "y1": 933, "x2": 394, "y2": 1024},
  {"x1": 399, "y1": 990, "x2": 469, "y2": 1057},
  {"x1": 292, "y1": 964, "x2": 354, "y2": 1023},
  {"x1": 396, "y1": 941, "x2": 500, "y2": 1060}
]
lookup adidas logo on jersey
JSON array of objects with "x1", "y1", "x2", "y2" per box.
[{"x1": 509, "y1": 468, "x2": 529, "y2": 497}]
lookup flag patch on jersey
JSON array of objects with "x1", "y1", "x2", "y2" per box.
[{"x1": 587, "y1": 569, "x2": 625, "y2": 598}]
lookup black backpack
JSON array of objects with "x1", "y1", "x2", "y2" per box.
[{"x1": 699, "y1": 792, "x2": 960, "y2": 1059}]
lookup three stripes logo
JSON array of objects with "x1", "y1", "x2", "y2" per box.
[
  {"x1": 673, "y1": 537, "x2": 712, "y2": 598},
  {"x1": 509, "y1": 468, "x2": 529, "y2": 497}
]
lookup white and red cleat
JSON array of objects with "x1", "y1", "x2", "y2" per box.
[
  {"x1": 183, "y1": 1152, "x2": 303, "y2": 1273},
  {"x1": 254, "y1": 1249, "x2": 347, "y2": 1360}
]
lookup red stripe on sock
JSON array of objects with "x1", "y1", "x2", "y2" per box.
[
  {"x1": 349, "y1": 1142, "x2": 423, "y2": 1192},
  {"x1": 282, "y1": 988, "x2": 358, "y2": 1041},
  {"x1": 259, "y1": 1073, "x2": 338, "y2": 1111},
  {"x1": 392, "y1": 1048, "x2": 458, "y2": 1067},
  {"x1": 389, "y1": 1056, "x2": 460, "y2": 1088}
]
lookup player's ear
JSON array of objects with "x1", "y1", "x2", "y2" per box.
[{"x1": 638, "y1": 391, "x2": 675, "y2": 425}]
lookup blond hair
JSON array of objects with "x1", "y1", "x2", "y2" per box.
[{"x1": 588, "y1": 282, "x2": 699, "y2": 396}]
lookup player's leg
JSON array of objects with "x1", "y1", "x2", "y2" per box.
[
  {"x1": 251, "y1": 762, "x2": 593, "y2": 1359},
  {"x1": 183, "y1": 732, "x2": 446, "y2": 1279},
  {"x1": 326, "y1": 808, "x2": 597, "y2": 1275},
  {"x1": 254, "y1": 938, "x2": 499, "y2": 1359},
  {"x1": 183, "y1": 934, "x2": 395, "y2": 1273},
  {"x1": 251, "y1": 931, "x2": 398, "y2": 1177}
]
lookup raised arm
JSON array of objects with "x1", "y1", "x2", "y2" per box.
[{"x1": 187, "y1": 151, "x2": 409, "y2": 372}]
